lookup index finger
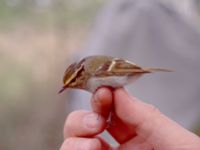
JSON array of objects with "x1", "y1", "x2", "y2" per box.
[
  {"x1": 91, "y1": 87, "x2": 137, "y2": 144},
  {"x1": 91, "y1": 87, "x2": 113, "y2": 118}
]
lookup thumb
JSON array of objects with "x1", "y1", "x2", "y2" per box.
[
  {"x1": 113, "y1": 88, "x2": 161, "y2": 128},
  {"x1": 113, "y1": 88, "x2": 200, "y2": 149}
]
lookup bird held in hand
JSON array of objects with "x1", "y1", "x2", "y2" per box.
[{"x1": 59, "y1": 55, "x2": 172, "y2": 93}]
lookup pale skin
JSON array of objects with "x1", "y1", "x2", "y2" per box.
[{"x1": 60, "y1": 88, "x2": 200, "y2": 150}]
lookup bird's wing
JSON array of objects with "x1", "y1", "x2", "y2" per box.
[{"x1": 95, "y1": 58, "x2": 148, "y2": 77}]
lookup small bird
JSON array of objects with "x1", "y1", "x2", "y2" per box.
[{"x1": 59, "y1": 55, "x2": 171, "y2": 93}]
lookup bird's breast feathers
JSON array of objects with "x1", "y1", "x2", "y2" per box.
[{"x1": 86, "y1": 75, "x2": 142, "y2": 92}]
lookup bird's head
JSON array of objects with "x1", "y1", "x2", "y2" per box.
[{"x1": 58, "y1": 59, "x2": 85, "y2": 93}]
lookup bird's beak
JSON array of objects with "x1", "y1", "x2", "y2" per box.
[
  {"x1": 59, "y1": 77, "x2": 72, "y2": 94},
  {"x1": 58, "y1": 85, "x2": 68, "y2": 94}
]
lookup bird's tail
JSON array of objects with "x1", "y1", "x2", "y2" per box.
[{"x1": 143, "y1": 68, "x2": 173, "y2": 73}]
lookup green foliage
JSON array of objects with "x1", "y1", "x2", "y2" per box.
[
  {"x1": 0, "y1": 0, "x2": 31, "y2": 27},
  {"x1": 0, "y1": 0, "x2": 105, "y2": 149},
  {"x1": 0, "y1": 55, "x2": 30, "y2": 102},
  {"x1": 0, "y1": 0, "x2": 105, "y2": 28}
]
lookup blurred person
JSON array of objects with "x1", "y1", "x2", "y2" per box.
[
  {"x1": 60, "y1": 88, "x2": 200, "y2": 150},
  {"x1": 165, "y1": 0, "x2": 200, "y2": 27},
  {"x1": 66, "y1": 0, "x2": 200, "y2": 138}
]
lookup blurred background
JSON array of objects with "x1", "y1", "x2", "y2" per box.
[
  {"x1": 0, "y1": 0, "x2": 105, "y2": 149},
  {"x1": 0, "y1": 0, "x2": 200, "y2": 149}
]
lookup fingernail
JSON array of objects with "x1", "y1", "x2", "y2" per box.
[{"x1": 83, "y1": 113, "x2": 100, "y2": 128}]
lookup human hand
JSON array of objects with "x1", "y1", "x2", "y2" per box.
[{"x1": 60, "y1": 87, "x2": 200, "y2": 150}]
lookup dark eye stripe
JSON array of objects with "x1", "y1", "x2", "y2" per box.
[
  {"x1": 63, "y1": 63, "x2": 77, "y2": 83},
  {"x1": 68, "y1": 63, "x2": 85, "y2": 84},
  {"x1": 63, "y1": 58, "x2": 86, "y2": 85}
]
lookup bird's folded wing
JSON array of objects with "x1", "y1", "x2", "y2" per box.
[{"x1": 95, "y1": 58, "x2": 147, "y2": 77}]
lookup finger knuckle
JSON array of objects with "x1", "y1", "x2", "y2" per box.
[
  {"x1": 64, "y1": 111, "x2": 82, "y2": 137},
  {"x1": 65, "y1": 110, "x2": 87, "y2": 128},
  {"x1": 67, "y1": 111, "x2": 80, "y2": 122},
  {"x1": 64, "y1": 113, "x2": 75, "y2": 133}
]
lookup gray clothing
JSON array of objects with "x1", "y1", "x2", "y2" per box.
[{"x1": 69, "y1": 0, "x2": 200, "y2": 130}]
